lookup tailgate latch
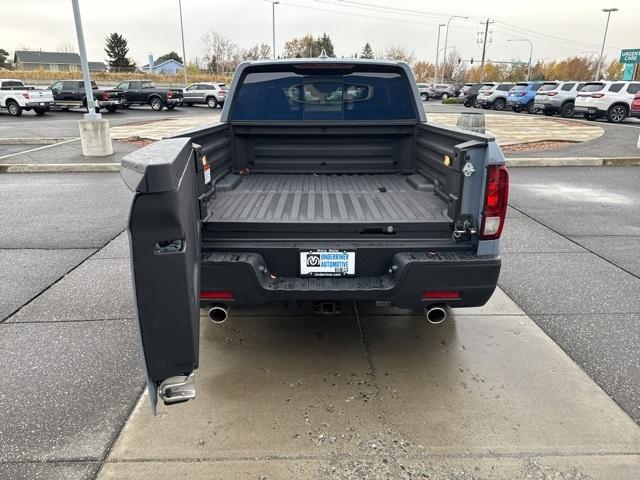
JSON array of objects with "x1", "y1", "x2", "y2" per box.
[
  {"x1": 453, "y1": 214, "x2": 476, "y2": 242},
  {"x1": 158, "y1": 373, "x2": 196, "y2": 405}
]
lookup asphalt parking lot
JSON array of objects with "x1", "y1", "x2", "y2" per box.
[
  {"x1": 0, "y1": 100, "x2": 639, "y2": 479},
  {"x1": 0, "y1": 165, "x2": 639, "y2": 479}
]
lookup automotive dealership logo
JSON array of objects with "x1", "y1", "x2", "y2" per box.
[{"x1": 306, "y1": 254, "x2": 321, "y2": 267}]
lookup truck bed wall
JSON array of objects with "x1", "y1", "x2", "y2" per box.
[{"x1": 230, "y1": 124, "x2": 416, "y2": 174}]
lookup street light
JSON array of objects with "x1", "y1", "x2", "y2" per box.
[
  {"x1": 433, "y1": 24, "x2": 446, "y2": 87},
  {"x1": 178, "y1": 0, "x2": 187, "y2": 85},
  {"x1": 595, "y1": 8, "x2": 618, "y2": 80},
  {"x1": 270, "y1": 1, "x2": 279, "y2": 59},
  {"x1": 442, "y1": 15, "x2": 468, "y2": 83},
  {"x1": 508, "y1": 39, "x2": 534, "y2": 81}
]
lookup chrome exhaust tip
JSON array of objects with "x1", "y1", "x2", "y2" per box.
[
  {"x1": 425, "y1": 305, "x2": 447, "y2": 325},
  {"x1": 208, "y1": 304, "x2": 229, "y2": 324}
]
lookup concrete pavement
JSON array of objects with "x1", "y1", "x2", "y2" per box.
[{"x1": 97, "y1": 289, "x2": 640, "y2": 479}]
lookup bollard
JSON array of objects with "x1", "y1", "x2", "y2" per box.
[
  {"x1": 456, "y1": 112, "x2": 485, "y2": 134},
  {"x1": 78, "y1": 119, "x2": 113, "y2": 156}
]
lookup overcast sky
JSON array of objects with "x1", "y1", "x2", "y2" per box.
[{"x1": 2, "y1": 0, "x2": 638, "y2": 66}]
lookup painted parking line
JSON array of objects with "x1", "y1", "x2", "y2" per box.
[
  {"x1": 0, "y1": 138, "x2": 80, "y2": 160},
  {"x1": 98, "y1": 288, "x2": 640, "y2": 479}
]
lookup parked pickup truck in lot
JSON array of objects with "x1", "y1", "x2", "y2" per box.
[
  {"x1": 115, "y1": 80, "x2": 183, "y2": 111},
  {"x1": 0, "y1": 79, "x2": 54, "y2": 116},
  {"x1": 50, "y1": 80, "x2": 125, "y2": 112},
  {"x1": 121, "y1": 58, "x2": 509, "y2": 408}
]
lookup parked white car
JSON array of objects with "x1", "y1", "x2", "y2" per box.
[
  {"x1": 182, "y1": 82, "x2": 228, "y2": 108},
  {"x1": 0, "y1": 79, "x2": 55, "y2": 116},
  {"x1": 575, "y1": 81, "x2": 640, "y2": 123}
]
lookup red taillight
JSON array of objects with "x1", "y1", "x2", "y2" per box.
[
  {"x1": 100, "y1": 92, "x2": 109, "y2": 101},
  {"x1": 423, "y1": 291, "x2": 461, "y2": 300},
  {"x1": 481, "y1": 165, "x2": 509, "y2": 240},
  {"x1": 547, "y1": 91, "x2": 558, "y2": 96},
  {"x1": 200, "y1": 290, "x2": 233, "y2": 300},
  {"x1": 590, "y1": 93, "x2": 605, "y2": 98},
  {"x1": 167, "y1": 90, "x2": 173, "y2": 99}
]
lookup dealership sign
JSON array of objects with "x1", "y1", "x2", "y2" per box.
[{"x1": 619, "y1": 49, "x2": 640, "y2": 64}]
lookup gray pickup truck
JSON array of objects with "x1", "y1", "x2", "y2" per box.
[{"x1": 121, "y1": 58, "x2": 509, "y2": 410}]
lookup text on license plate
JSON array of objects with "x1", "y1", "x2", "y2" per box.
[{"x1": 300, "y1": 250, "x2": 355, "y2": 276}]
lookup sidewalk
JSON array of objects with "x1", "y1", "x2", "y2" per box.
[{"x1": 98, "y1": 288, "x2": 640, "y2": 480}]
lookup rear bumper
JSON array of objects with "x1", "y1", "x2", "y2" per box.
[
  {"x1": 574, "y1": 105, "x2": 605, "y2": 116},
  {"x1": 629, "y1": 109, "x2": 640, "y2": 118},
  {"x1": 200, "y1": 251, "x2": 501, "y2": 310},
  {"x1": 25, "y1": 101, "x2": 54, "y2": 107},
  {"x1": 97, "y1": 99, "x2": 123, "y2": 107},
  {"x1": 506, "y1": 100, "x2": 526, "y2": 108}
]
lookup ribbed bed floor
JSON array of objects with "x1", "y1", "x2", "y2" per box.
[{"x1": 206, "y1": 173, "x2": 447, "y2": 224}]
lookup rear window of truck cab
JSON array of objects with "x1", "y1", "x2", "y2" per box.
[{"x1": 229, "y1": 64, "x2": 418, "y2": 121}]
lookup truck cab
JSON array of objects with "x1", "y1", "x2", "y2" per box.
[{"x1": 121, "y1": 59, "x2": 509, "y2": 409}]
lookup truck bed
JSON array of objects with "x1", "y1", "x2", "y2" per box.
[{"x1": 205, "y1": 173, "x2": 449, "y2": 227}]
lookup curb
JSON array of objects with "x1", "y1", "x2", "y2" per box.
[
  {"x1": 506, "y1": 157, "x2": 640, "y2": 167},
  {"x1": 0, "y1": 138, "x2": 74, "y2": 145},
  {"x1": 0, "y1": 163, "x2": 120, "y2": 173}
]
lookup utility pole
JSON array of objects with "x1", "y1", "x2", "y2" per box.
[
  {"x1": 508, "y1": 39, "x2": 534, "y2": 80},
  {"x1": 479, "y1": 18, "x2": 493, "y2": 82},
  {"x1": 178, "y1": 0, "x2": 187, "y2": 85},
  {"x1": 595, "y1": 8, "x2": 618, "y2": 80},
  {"x1": 433, "y1": 24, "x2": 445, "y2": 87}
]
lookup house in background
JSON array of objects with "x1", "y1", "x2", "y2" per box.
[
  {"x1": 13, "y1": 51, "x2": 107, "y2": 72},
  {"x1": 140, "y1": 58, "x2": 184, "y2": 75}
]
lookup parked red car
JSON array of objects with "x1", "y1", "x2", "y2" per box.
[{"x1": 631, "y1": 92, "x2": 640, "y2": 118}]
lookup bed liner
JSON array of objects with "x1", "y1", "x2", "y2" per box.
[{"x1": 205, "y1": 173, "x2": 449, "y2": 225}]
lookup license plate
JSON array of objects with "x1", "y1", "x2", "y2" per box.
[
  {"x1": 300, "y1": 250, "x2": 355, "y2": 276},
  {"x1": 39, "y1": 102, "x2": 45, "y2": 106}
]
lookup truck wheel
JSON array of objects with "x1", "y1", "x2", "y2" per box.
[
  {"x1": 583, "y1": 113, "x2": 597, "y2": 121},
  {"x1": 512, "y1": 106, "x2": 521, "y2": 113},
  {"x1": 150, "y1": 97, "x2": 164, "y2": 111},
  {"x1": 441, "y1": 92, "x2": 449, "y2": 100},
  {"x1": 607, "y1": 104, "x2": 627, "y2": 123},
  {"x1": 420, "y1": 92, "x2": 428, "y2": 101},
  {"x1": 206, "y1": 96, "x2": 219, "y2": 109},
  {"x1": 106, "y1": 105, "x2": 118, "y2": 113},
  {"x1": 492, "y1": 98, "x2": 505, "y2": 111},
  {"x1": 7, "y1": 100, "x2": 22, "y2": 117},
  {"x1": 560, "y1": 102, "x2": 574, "y2": 118},
  {"x1": 33, "y1": 107, "x2": 47, "y2": 116}
]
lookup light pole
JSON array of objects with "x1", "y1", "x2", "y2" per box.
[
  {"x1": 178, "y1": 0, "x2": 187, "y2": 85},
  {"x1": 595, "y1": 8, "x2": 618, "y2": 80},
  {"x1": 442, "y1": 15, "x2": 468, "y2": 83},
  {"x1": 71, "y1": 0, "x2": 112, "y2": 156},
  {"x1": 433, "y1": 24, "x2": 445, "y2": 87},
  {"x1": 270, "y1": 1, "x2": 279, "y2": 59},
  {"x1": 508, "y1": 39, "x2": 534, "y2": 81}
]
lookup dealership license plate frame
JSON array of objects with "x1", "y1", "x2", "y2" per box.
[{"x1": 300, "y1": 250, "x2": 356, "y2": 277}]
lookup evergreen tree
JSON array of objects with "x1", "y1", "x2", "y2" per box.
[
  {"x1": 156, "y1": 51, "x2": 183, "y2": 64},
  {"x1": 0, "y1": 48, "x2": 10, "y2": 64},
  {"x1": 104, "y1": 33, "x2": 133, "y2": 70},
  {"x1": 315, "y1": 33, "x2": 335, "y2": 57},
  {"x1": 360, "y1": 42, "x2": 374, "y2": 59}
]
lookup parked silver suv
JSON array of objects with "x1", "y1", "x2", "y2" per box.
[
  {"x1": 182, "y1": 82, "x2": 228, "y2": 108},
  {"x1": 475, "y1": 83, "x2": 514, "y2": 110},
  {"x1": 534, "y1": 81, "x2": 586, "y2": 118}
]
